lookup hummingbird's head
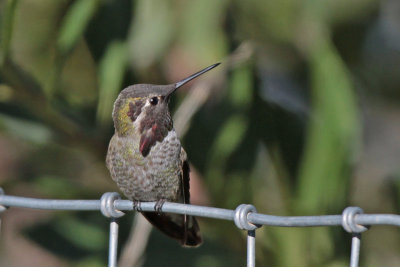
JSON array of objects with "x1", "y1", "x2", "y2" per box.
[
  {"x1": 111, "y1": 63, "x2": 220, "y2": 156},
  {"x1": 112, "y1": 84, "x2": 175, "y2": 137}
]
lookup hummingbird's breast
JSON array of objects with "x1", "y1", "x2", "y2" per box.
[{"x1": 106, "y1": 130, "x2": 182, "y2": 202}]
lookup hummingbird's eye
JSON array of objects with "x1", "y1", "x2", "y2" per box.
[{"x1": 149, "y1": 97, "x2": 158, "y2": 105}]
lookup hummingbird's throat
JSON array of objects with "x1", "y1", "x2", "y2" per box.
[
  {"x1": 116, "y1": 97, "x2": 172, "y2": 157},
  {"x1": 137, "y1": 108, "x2": 172, "y2": 157}
]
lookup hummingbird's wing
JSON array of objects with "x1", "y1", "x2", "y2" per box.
[
  {"x1": 179, "y1": 148, "x2": 190, "y2": 205},
  {"x1": 141, "y1": 148, "x2": 202, "y2": 247},
  {"x1": 179, "y1": 148, "x2": 202, "y2": 246}
]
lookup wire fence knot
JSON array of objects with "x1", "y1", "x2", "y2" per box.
[
  {"x1": 234, "y1": 204, "x2": 260, "y2": 230},
  {"x1": 0, "y1": 188, "x2": 7, "y2": 213},
  {"x1": 342, "y1": 206, "x2": 368, "y2": 233},
  {"x1": 100, "y1": 192, "x2": 125, "y2": 218}
]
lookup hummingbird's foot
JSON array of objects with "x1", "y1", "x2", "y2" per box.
[
  {"x1": 154, "y1": 199, "x2": 166, "y2": 214},
  {"x1": 132, "y1": 200, "x2": 142, "y2": 212}
]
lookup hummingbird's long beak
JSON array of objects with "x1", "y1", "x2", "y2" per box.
[{"x1": 175, "y1": 63, "x2": 220, "y2": 90}]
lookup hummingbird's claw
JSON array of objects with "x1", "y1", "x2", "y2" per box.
[
  {"x1": 133, "y1": 200, "x2": 142, "y2": 212},
  {"x1": 154, "y1": 199, "x2": 166, "y2": 214}
]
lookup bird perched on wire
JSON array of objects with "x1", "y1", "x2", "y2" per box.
[{"x1": 106, "y1": 63, "x2": 220, "y2": 246}]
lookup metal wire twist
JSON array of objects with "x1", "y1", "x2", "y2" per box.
[
  {"x1": 100, "y1": 192, "x2": 125, "y2": 218},
  {"x1": 100, "y1": 192, "x2": 125, "y2": 267},
  {"x1": 233, "y1": 204, "x2": 260, "y2": 267},
  {"x1": 342, "y1": 206, "x2": 368, "y2": 233},
  {"x1": 0, "y1": 188, "x2": 6, "y2": 213},
  {"x1": 342, "y1": 207, "x2": 369, "y2": 267},
  {"x1": 234, "y1": 204, "x2": 260, "y2": 230}
]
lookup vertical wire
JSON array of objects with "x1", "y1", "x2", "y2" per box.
[
  {"x1": 247, "y1": 230, "x2": 256, "y2": 267},
  {"x1": 108, "y1": 218, "x2": 119, "y2": 267},
  {"x1": 350, "y1": 234, "x2": 361, "y2": 267}
]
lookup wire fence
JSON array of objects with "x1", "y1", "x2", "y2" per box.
[{"x1": 1, "y1": 188, "x2": 400, "y2": 267}]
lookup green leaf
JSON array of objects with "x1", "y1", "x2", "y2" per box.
[
  {"x1": 179, "y1": 0, "x2": 228, "y2": 63},
  {"x1": 128, "y1": 0, "x2": 174, "y2": 69},
  {"x1": 57, "y1": 0, "x2": 100, "y2": 54},
  {"x1": 54, "y1": 216, "x2": 107, "y2": 251},
  {"x1": 206, "y1": 115, "x2": 248, "y2": 193},
  {"x1": 209, "y1": 115, "x2": 248, "y2": 164},
  {"x1": 229, "y1": 63, "x2": 253, "y2": 108},
  {"x1": 0, "y1": 0, "x2": 18, "y2": 65},
  {"x1": 96, "y1": 41, "x2": 127, "y2": 127},
  {"x1": 296, "y1": 39, "x2": 359, "y2": 213},
  {"x1": 33, "y1": 176, "x2": 81, "y2": 198},
  {"x1": 0, "y1": 114, "x2": 52, "y2": 144},
  {"x1": 73, "y1": 257, "x2": 105, "y2": 267}
]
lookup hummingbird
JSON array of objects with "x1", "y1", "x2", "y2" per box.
[{"x1": 106, "y1": 63, "x2": 220, "y2": 247}]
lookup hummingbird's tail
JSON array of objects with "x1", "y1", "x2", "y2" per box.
[{"x1": 142, "y1": 212, "x2": 202, "y2": 247}]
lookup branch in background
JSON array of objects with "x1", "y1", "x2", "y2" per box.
[
  {"x1": 173, "y1": 42, "x2": 254, "y2": 136},
  {"x1": 0, "y1": 58, "x2": 79, "y2": 136},
  {"x1": 118, "y1": 214, "x2": 151, "y2": 267}
]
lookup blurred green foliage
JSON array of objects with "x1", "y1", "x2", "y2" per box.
[{"x1": 1, "y1": 0, "x2": 400, "y2": 266}]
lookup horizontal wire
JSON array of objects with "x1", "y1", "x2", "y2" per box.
[{"x1": 1, "y1": 194, "x2": 400, "y2": 228}]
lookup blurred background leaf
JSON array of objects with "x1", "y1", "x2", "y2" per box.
[
  {"x1": 96, "y1": 41, "x2": 127, "y2": 128},
  {"x1": 57, "y1": 0, "x2": 100, "y2": 55},
  {"x1": 0, "y1": 0, "x2": 18, "y2": 65}
]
